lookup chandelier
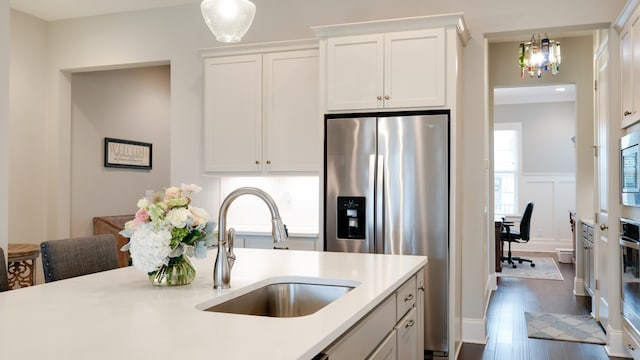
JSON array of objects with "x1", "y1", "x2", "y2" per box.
[
  {"x1": 518, "y1": 34, "x2": 561, "y2": 78},
  {"x1": 201, "y1": 0, "x2": 256, "y2": 43}
]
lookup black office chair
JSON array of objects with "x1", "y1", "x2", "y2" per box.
[{"x1": 501, "y1": 202, "x2": 535, "y2": 268}]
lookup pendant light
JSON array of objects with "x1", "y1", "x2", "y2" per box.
[
  {"x1": 518, "y1": 34, "x2": 561, "y2": 78},
  {"x1": 200, "y1": 0, "x2": 256, "y2": 43}
]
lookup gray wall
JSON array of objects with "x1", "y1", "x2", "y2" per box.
[
  {"x1": 495, "y1": 101, "x2": 576, "y2": 173},
  {"x1": 70, "y1": 66, "x2": 171, "y2": 236}
]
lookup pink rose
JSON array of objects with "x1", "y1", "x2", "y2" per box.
[
  {"x1": 129, "y1": 208, "x2": 149, "y2": 230},
  {"x1": 165, "y1": 186, "x2": 181, "y2": 200}
]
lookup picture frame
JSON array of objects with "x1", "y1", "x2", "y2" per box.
[{"x1": 104, "y1": 137, "x2": 152, "y2": 170}]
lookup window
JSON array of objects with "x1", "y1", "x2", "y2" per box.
[{"x1": 494, "y1": 123, "x2": 521, "y2": 216}]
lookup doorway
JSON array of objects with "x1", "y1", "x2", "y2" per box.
[{"x1": 492, "y1": 84, "x2": 577, "y2": 254}]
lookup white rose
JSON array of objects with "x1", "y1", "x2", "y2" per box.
[
  {"x1": 136, "y1": 197, "x2": 149, "y2": 209},
  {"x1": 189, "y1": 206, "x2": 210, "y2": 227},
  {"x1": 165, "y1": 207, "x2": 190, "y2": 228}
]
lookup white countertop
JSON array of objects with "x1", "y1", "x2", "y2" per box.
[{"x1": 0, "y1": 248, "x2": 426, "y2": 360}]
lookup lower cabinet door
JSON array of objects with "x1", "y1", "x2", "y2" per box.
[
  {"x1": 367, "y1": 330, "x2": 397, "y2": 360},
  {"x1": 396, "y1": 307, "x2": 418, "y2": 360}
]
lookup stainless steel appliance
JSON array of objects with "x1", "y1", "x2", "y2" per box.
[
  {"x1": 324, "y1": 110, "x2": 449, "y2": 358},
  {"x1": 621, "y1": 218, "x2": 640, "y2": 333},
  {"x1": 620, "y1": 131, "x2": 640, "y2": 207}
]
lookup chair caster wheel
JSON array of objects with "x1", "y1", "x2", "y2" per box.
[
  {"x1": 512, "y1": 264, "x2": 517, "y2": 268},
  {"x1": 531, "y1": 263, "x2": 535, "y2": 267},
  {"x1": 518, "y1": 260, "x2": 523, "y2": 264}
]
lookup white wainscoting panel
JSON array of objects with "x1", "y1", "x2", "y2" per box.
[{"x1": 508, "y1": 173, "x2": 576, "y2": 253}]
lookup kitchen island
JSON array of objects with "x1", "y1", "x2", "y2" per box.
[{"x1": 0, "y1": 248, "x2": 426, "y2": 359}]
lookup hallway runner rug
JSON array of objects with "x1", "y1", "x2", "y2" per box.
[
  {"x1": 496, "y1": 257, "x2": 564, "y2": 281},
  {"x1": 524, "y1": 312, "x2": 606, "y2": 344}
]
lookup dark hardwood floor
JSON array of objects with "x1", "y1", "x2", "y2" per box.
[{"x1": 457, "y1": 253, "x2": 628, "y2": 360}]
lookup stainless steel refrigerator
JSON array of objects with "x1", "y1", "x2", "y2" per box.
[{"x1": 324, "y1": 111, "x2": 449, "y2": 358}]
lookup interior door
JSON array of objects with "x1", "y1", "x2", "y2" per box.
[{"x1": 594, "y1": 41, "x2": 609, "y2": 327}]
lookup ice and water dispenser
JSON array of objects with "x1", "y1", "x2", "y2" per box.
[{"x1": 336, "y1": 196, "x2": 366, "y2": 239}]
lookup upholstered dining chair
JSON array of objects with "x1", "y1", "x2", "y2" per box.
[
  {"x1": 0, "y1": 247, "x2": 9, "y2": 292},
  {"x1": 40, "y1": 234, "x2": 119, "y2": 283}
]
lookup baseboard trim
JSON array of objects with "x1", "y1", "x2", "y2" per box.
[
  {"x1": 461, "y1": 316, "x2": 488, "y2": 344},
  {"x1": 606, "y1": 324, "x2": 629, "y2": 358}
]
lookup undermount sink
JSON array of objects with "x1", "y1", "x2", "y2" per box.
[{"x1": 200, "y1": 280, "x2": 357, "y2": 318}]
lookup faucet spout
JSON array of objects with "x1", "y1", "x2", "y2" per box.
[{"x1": 213, "y1": 187, "x2": 288, "y2": 289}]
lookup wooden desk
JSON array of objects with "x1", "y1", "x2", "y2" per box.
[
  {"x1": 7, "y1": 243, "x2": 40, "y2": 289},
  {"x1": 93, "y1": 215, "x2": 134, "y2": 267}
]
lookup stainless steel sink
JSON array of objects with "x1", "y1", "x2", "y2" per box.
[{"x1": 201, "y1": 282, "x2": 355, "y2": 317}]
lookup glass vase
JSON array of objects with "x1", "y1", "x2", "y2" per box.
[{"x1": 149, "y1": 256, "x2": 196, "y2": 286}]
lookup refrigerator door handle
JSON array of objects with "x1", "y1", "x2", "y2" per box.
[
  {"x1": 375, "y1": 155, "x2": 384, "y2": 254},
  {"x1": 368, "y1": 155, "x2": 377, "y2": 253}
]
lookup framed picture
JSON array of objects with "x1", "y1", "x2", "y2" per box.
[{"x1": 104, "y1": 137, "x2": 152, "y2": 170}]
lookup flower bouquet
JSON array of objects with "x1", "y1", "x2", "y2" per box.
[{"x1": 120, "y1": 184, "x2": 216, "y2": 286}]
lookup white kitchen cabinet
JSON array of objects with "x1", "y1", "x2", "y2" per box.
[
  {"x1": 620, "y1": 6, "x2": 640, "y2": 128},
  {"x1": 415, "y1": 269, "x2": 424, "y2": 357},
  {"x1": 367, "y1": 330, "x2": 397, "y2": 360},
  {"x1": 234, "y1": 234, "x2": 318, "y2": 251},
  {"x1": 202, "y1": 41, "x2": 319, "y2": 173},
  {"x1": 204, "y1": 54, "x2": 262, "y2": 172},
  {"x1": 325, "y1": 28, "x2": 445, "y2": 111},
  {"x1": 396, "y1": 307, "x2": 418, "y2": 360},
  {"x1": 321, "y1": 273, "x2": 423, "y2": 360}
]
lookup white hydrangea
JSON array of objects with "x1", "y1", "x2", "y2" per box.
[
  {"x1": 129, "y1": 223, "x2": 172, "y2": 273},
  {"x1": 165, "y1": 207, "x2": 190, "y2": 228}
]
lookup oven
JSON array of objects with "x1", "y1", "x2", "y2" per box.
[{"x1": 621, "y1": 218, "x2": 640, "y2": 333}]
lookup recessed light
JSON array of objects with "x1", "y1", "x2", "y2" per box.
[{"x1": 555, "y1": 87, "x2": 566, "y2": 92}]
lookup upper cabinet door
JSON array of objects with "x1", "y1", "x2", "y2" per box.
[
  {"x1": 263, "y1": 49, "x2": 320, "y2": 172},
  {"x1": 384, "y1": 28, "x2": 445, "y2": 108},
  {"x1": 204, "y1": 54, "x2": 262, "y2": 172},
  {"x1": 327, "y1": 34, "x2": 384, "y2": 111}
]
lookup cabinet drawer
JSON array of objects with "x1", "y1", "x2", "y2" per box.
[
  {"x1": 396, "y1": 275, "x2": 416, "y2": 319},
  {"x1": 324, "y1": 294, "x2": 396, "y2": 359},
  {"x1": 395, "y1": 307, "x2": 418, "y2": 360}
]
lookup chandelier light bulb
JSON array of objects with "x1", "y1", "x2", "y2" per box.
[{"x1": 201, "y1": 0, "x2": 256, "y2": 43}]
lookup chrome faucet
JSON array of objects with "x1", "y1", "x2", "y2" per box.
[{"x1": 213, "y1": 187, "x2": 288, "y2": 289}]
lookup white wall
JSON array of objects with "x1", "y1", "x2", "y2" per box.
[
  {"x1": 9, "y1": 10, "x2": 48, "y2": 247},
  {"x1": 496, "y1": 101, "x2": 576, "y2": 173},
  {"x1": 70, "y1": 66, "x2": 171, "y2": 236},
  {"x1": 7, "y1": 0, "x2": 627, "y2": 353},
  {"x1": 0, "y1": 0, "x2": 8, "y2": 259}
]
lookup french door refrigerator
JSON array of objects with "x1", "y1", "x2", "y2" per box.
[{"x1": 324, "y1": 110, "x2": 449, "y2": 358}]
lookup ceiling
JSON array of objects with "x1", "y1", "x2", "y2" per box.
[
  {"x1": 10, "y1": 0, "x2": 201, "y2": 21},
  {"x1": 494, "y1": 84, "x2": 577, "y2": 105}
]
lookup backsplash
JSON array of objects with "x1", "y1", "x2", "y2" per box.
[{"x1": 220, "y1": 176, "x2": 320, "y2": 236}]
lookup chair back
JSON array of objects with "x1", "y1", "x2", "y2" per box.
[
  {"x1": 518, "y1": 202, "x2": 535, "y2": 241},
  {"x1": 0, "y1": 247, "x2": 8, "y2": 292},
  {"x1": 41, "y1": 234, "x2": 119, "y2": 283}
]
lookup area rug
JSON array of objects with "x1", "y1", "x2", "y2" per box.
[
  {"x1": 525, "y1": 312, "x2": 606, "y2": 344},
  {"x1": 497, "y1": 257, "x2": 564, "y2": 281}
]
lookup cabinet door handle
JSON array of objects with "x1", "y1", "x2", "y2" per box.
[
  {"x1": 255, "y1": 160, "x2": 260, "y2": 165},
  {"x1": 600, "y1": 223, "x2": 608, "y2": 231},
  {"x1": 266, "y1": 160, "x2": 271, "y2": 165},
  {"x1": 404, "y1": 293, "x2": 414, "y2": 302},
  {"x1": 377, "y1": 96, "x2": 382, "y2": 100},
  {"x1": 405, "y1": 319, "x2": 415, "y2": 328},
  {"x1": 625, "y1": 110, "x2": 633, "y2": 116},
  {"x1": 418, "y1": 285, "x2": 425, "y2": 292},
  {"x1": 384, "y1": 95, "x2": 390, "y2": 100}
]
